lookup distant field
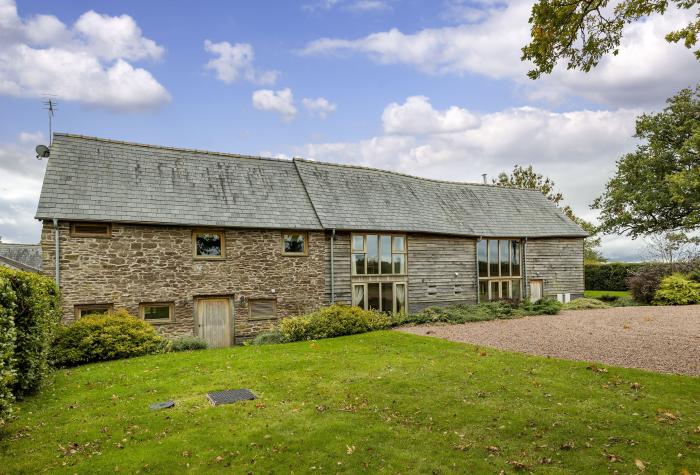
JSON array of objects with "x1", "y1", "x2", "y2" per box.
[{"x1": 584, "y1": 290, "x2": 631, "y2": 298}]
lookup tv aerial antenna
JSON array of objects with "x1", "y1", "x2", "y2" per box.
[{"x1": 42, "y1": 95, "x2": 58, "y2": 145}]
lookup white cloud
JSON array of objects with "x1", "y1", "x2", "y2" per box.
[
  {"x1": 73, "y1": 10, "x2": 164, "y2": 61},
  {"x1": 302, "y1": 96, "x2": 337, "y2": 118},
  {"x1": 346, "y1": 1, "x2": 390, "y2": 12},
  {"x1": 382, "y1": 95, "x2": 478, "y2": 134},
  {"x1": 0, "y1": 132, "x2": 46, "y2": 243},
  {"x1": 290, "y1": 96, "x2": 642, "y2": 258},
  {"x1": 204, "y1": 40, "x2": 278, "y2": 85},
  {"x1": 0, "y1": 0, "x2": 169, "y2": 110},
  {"x1": 302, "y1": 0, "x2": 390, "y2": 13},
  {"x1": 252, "y1": 88, "x2": 297, "y2": 121},
  {"x1": 301, "y1": 0, "x2": 700, "y2": 107}
]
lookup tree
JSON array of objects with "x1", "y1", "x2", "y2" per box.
[
  {"x1": 493, "y1": 165, "x2": 606, "y2": 263},
  {"x1": 593, "y1": 86, "x2": 700, "y2": 237},
  {"x1": 644, "y1": 232, "x2": 700, "y2": 270},
  {"x1": 522, "y1": 0, "x2": 700, "y2": 79}
]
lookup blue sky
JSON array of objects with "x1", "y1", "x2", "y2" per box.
[{"x1": 1, "y1": 0, "x2": 699, "y2": 260}]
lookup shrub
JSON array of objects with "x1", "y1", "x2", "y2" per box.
[
  {"x1": 585, "y1": 263, "x2": 643, "y2": 291},
  {"x1": 279, "y1": 305, "x2": 390, "y2": 342},
  {"x1": 0, "y1": 269, "x2": 60, "y2": 397},
  {"x1": 51, "y1": 309, "x2": 168, "y2": 367},
  {"x1": 0, "y1": 273, "x2": 17, "y2": 425},
  {"x1": 687, "y1": 270, "x2": 700, "y2": 283},
  {"x1": 169, "y1": 336, "x2": 208, "y2": 352},
  {"x1": 250, "y1": 330, "x2": 284, "y2": 345},
  {"x1": 395, "y1": 298, "x2": 562, "y2": 326},
  {"x1": 627, "y1": 264, "x2": 672, "y2": 304},
  {"x1": 520, "y1": 297, "x2": 563, "y2": 315},
  {"x1": 628, "y1": 262, "x2": 700, "y2": 304},
  {"x1": 562, "y1": 298, "x2": 611, "y2": 310},
  {"x1": 652, "y1": 274, "x2": 700, "y2": 306}
]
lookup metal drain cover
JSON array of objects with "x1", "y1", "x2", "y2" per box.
[{"x1": 207, "y1": 389, "x2": 256, "y2": 406}]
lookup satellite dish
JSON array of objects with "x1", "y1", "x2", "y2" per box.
[{"x1": 35, "y1": 145, "x2": 50, "y2": 159}]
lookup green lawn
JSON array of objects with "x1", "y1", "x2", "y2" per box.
[
  {"x1": 1, "y1": 332, "x2": 699, "y2": 474},
  {"x1": 584, "y1": 290, "x2": 632, "y2": 299}
]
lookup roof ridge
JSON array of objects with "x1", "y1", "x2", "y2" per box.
[
  {"x1": 292, "y1": 157, "x2": 542, "y2": 192},
  {"x1": 53, "y1": 133, "x2": 291, "y2": 164},
  {"x1": 54, "y1": 133, "x2": 540, "y2": 192},
  {"x1": 0, "y1": 254, "x2": 41, "y2": 272}
]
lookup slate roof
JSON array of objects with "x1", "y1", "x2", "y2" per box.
[
  {"x1": 0, "y1": 243, "x2": 42, "y2": 271},
  {"x1": 36, "y1": 134, "x2": 322, "y2": 230},
  {"x1": 36, "y1": 134, "x2": 587, "y2": 238}
]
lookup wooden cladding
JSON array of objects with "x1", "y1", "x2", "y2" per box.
[{"x1": 70, "y1": 222, "x2": 111, "y2": 238}]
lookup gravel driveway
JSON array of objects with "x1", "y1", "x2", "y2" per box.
[{"x1": 399, "y1": 305, "x2": 700, "y2": 376}]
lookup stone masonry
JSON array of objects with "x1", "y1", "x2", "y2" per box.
[{"x1": 41, "y1": 222, "x2": 326, "y2": 343}]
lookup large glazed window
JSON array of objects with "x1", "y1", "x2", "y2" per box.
[
  {"x1": 477, "y1": 238, "x2": 522, "y2": 301},
  {"x1": 192, "y1": 231, "x2": 225, "y2": 259},
  {"x1": 352, "y1": 282, "x2": 406, "y2": 313},
  {"x1": 351, "y1": 234, "x2": 406, "y2": 275}
]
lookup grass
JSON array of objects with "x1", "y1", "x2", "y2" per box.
[
  {"x1": 584, "y1": 290, "x2": 632, "y2": 299},
  {"x1": 1, "y1": 332, "x2": 699, "y2": 474}
]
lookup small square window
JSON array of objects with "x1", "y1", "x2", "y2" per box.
[
  {"x1": 70, "y1": 222, "x2": 111, "y2": 238},
  {"x1": 249, "y1": 299, "x2": 277, "y2": 320},
  {"x1": 282, "y1": 232, "x2": 307, "y2": 255},
  {"x1": 140, "y1": 303, "x2": 174, "y2": 323},
  {"x1": 193, "y1": 231, "x2": 225, "y2": 259},
  {"x1": 74, "y1": 304, "x2": 113, "y2": 319}
]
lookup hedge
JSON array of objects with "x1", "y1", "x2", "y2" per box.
[
  {"x1": 0, "y1": 272, "x2": 17, "y2": 425},
  {"x1": 0, "y1": 268, "x2": 61, "y2": 426},
  {"x1": 584, "y1": 263, "x2": 644, "y2": 291}
]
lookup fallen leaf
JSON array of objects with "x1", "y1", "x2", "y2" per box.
[
  {"x1": 346, "y1": 445, "x2": 355, "y2": 455},
  {"x1": 634, "y1": 459, "x2": 645, "y2": 471},
  {"x1": 507, "y1": 460, "x2": 528, "y2": 471},
  {"x1": 560, "y1": 441, "x2": 575, "y2": 451}
]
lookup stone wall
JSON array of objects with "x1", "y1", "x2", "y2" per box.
[
  {"x1": 524, "y1": 238, "x2": 585, "y2": 299},
  {"x1": 41, "y1": 222, "x2": 326, "y2": 343}
]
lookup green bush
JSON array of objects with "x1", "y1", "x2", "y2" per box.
[
  {"x1": 395, "y1": 298, "x2": 562, "y2": 326},
  {"x1": 0, "y1": 269, "x2": 60, "y2": 397},
  {"x1": 279, "y1": 305, "x2": 390, "y2": 342},
  {"x1": 585, "y1": 263, "x2": 643, "y2": 291},
  {"x1": 519, "y1": 297, "x2": 563, "y2": 315},
  {"x1": 652, "y1": 274, "x2": 700, "y2": 306},
  {"x1": 628, "y1": 262, "x2": 700, "y2": 304},
  {"x1": 0, "y1": 273, "x2": 17, "y2": 425},
  {"x1": 51, "y1": 309, "x2": 168, "y2": 367},
  {"x1": 250, "y1": 330, "x2": 285, "y2": 345},
  {"x1": 169, "y1": 336, "x2": 208, "y2": 352},
  {"x1": 562, "y1": 298, "x2": 611, "y2": 310}
]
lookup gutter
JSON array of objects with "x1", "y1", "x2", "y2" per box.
[
  {"x1": 53, "y1": 218, "x2": 60, "y2": 286},
  {"x1": 475, "y1": 237, "x2": 482, "y2": 303},
  {"x1": 330, "y1": 228, "x2": 335, "y2": 303},
  {"x1": 522, "y1": 237, "x2": 528, "y2": 299}
]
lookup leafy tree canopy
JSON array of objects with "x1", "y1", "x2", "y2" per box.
[
  {"x1": 593, "y1": 86, "x2": 700, "y2": 237},
  {"x1": 494, "y1": 165, "x2": 606, "y2": 262},
  {"x1": 522, "y1": 0, "x2": 700, "y2": 79}
]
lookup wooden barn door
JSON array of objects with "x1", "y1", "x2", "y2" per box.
[{"x1": 196, "y1": 298, "x2": 232, "y2": 348}]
